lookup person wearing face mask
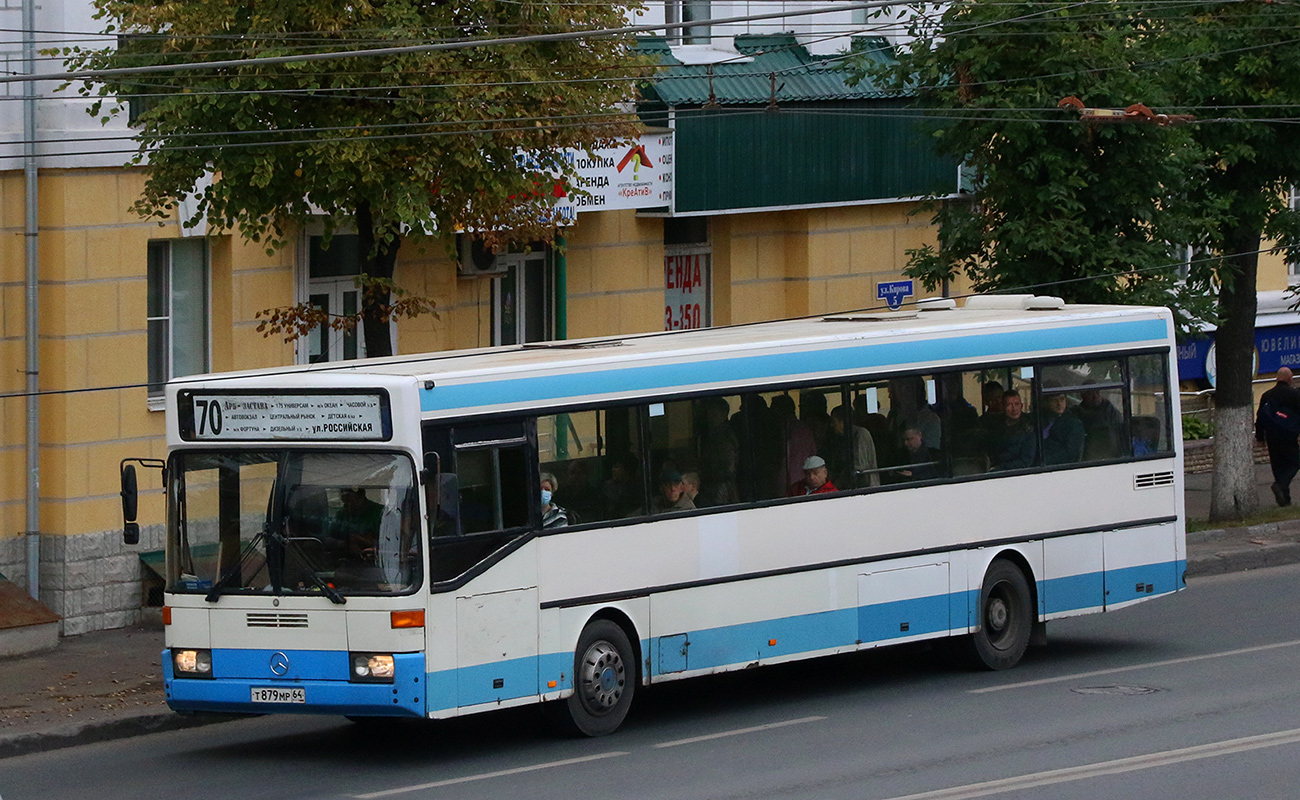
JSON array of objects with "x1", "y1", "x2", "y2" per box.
[{"x1": 540, "y1": 471, "x2": 569, "y2": 528}]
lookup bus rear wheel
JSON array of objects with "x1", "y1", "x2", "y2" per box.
[
  {"x1": 966, "y1": 559, "x2": 1033, "y2": 671},
  {"x1": 559, "y1": 619, "x2": 636, "y2": 737}
]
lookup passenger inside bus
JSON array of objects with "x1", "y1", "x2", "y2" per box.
[
  {"x1": 540, "y1": 471, "x2": 569, "y2": 528},
  {"x1": 894, "y1": 427, "x2": 944, "y2": 482},
  {"x1": 887, "y1": 377, "x2": 941, "y2": 450},
  {"x1": 797, "y1": 455, "x2": 838, "y2": 496},
  {"x1": 987, "y1": 390, "x2": 1037, "y2": 470},
  {"x1": 1074, "y1": 388, "x2": 1125, "y2": 460},
  {"x1": 771, "y1": 395, "x2": 816, "y2": 496},
  {"x1": 830, "y1": 405, "x2": 880, "y2": 488},
  {"x1": 681, "y1": 471, "x2": 701, "y2": 507},
  {"x1": 602, "y1": 454, "x2": 642, "y2": 519},
  {"x1": 1041, "y1": 388, "x2": 1085, "y2": 465},
  {"x1": 651, "y1": 469, "x2": 696, "y2": 513},
  {"x1": 696, "y1": 397, "x2": 739, "y2": 506}
]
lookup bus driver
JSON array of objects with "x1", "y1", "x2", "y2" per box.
[{"x1": 328, "y1": 487, "x2": 384, "y2": 563}]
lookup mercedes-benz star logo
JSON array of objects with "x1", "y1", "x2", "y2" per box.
[{"x1": 269, "y1": 652, "x2": 290, "y2": 676}]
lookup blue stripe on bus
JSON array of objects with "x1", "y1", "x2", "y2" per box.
[
  {"x1": 1103, "y1": 560, "x2": 1182, "y2": 605},
  {"x1": 1042, "y1": 571, "x2": 1106, "y2": 615},
  {"x1": 419, "y1": 319, "x2": 1167, "y2": 412},
  {"x1": 423, "y1": 558, "x2": 1182, "y2": 712}
]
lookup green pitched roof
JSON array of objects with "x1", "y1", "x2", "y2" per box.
[{"x1": 639, "y1": 34, "x2": 899, "y2": 106}]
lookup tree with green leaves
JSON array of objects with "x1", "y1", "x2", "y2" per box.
[
  {"x1": 866, "y1": 1, "x2": 1213, "y2": 315},
  {"x1": 1169, "y1": 0, "x2": 1300, "y2": 520},
  {"x1": 63, "y1": 0, "x2": 649, "y2": 357},
  {"x1": 869, "y1": 0, "x2": 1300, "y2": 521}
]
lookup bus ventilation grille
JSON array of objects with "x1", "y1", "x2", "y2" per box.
[
  {"x1": 1133, "y1": 471, "x2": 1175, "y2": 490},
  {"x1": 246, "y1": 612, "x2": 310, "y2": 629}
]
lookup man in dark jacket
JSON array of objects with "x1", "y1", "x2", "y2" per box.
[{"x1": 1256, "y1": 367, "x2": 1300, "y2": 506}]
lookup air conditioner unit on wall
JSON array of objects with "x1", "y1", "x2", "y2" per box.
[{"x1": 457, "y1": 234, "x2": 506, "y2": 277}]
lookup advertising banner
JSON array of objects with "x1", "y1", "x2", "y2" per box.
[{"x1": 552, "y1": 131, "x2": 674, "y2": 222}]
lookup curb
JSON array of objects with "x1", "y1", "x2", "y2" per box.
[{"x1": 0, "y1": 711, "x2": 241, "y2": 761}]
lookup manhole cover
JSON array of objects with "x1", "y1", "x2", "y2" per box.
[{"x1": 1071, "y1": 684, "x2": 1161, "y2": 696}]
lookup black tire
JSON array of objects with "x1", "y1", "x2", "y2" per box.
[
  {"x1": 557, "y1": 619, "x2": 636, "y2": 737},
  {"x1": 965, "y1": 559, "x2": 1033, "y2": 670}
]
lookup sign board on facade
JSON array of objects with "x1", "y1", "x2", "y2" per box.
[
  {"x1": 664, "y1": 250, "x2": 709, "y2": 330},
  {"x1": 551, "y1": 131, "x2": 674, "y2": 222},
  {"x1": 876, "y1": 280, "x2": 914, "y2": 310},
  {"x1": 1177, "y1": 332, "x2": 1281, "y2": 384},
  {"x1": 178, "y1": 391, "x2": 392, "y2": 441}
]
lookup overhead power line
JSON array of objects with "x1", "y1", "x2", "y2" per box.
[{"x1": 0, "y1": 1, "x2": 910, "y2": 85}]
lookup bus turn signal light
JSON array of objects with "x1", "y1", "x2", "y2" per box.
[{"x1": 391, "y1": 610, "x2": 425, "y2": 629}]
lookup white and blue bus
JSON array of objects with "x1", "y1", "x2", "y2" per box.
[{"x1": 120, "y1": 295, "x2": 1185, "y2": 736}]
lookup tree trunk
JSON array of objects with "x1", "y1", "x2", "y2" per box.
[
  {"x1": 1208, "y1": 226, "x2": 1262, "y2": 522},
  {"x1": 355, "y1": 201, "x2": 401, "y2": 359}
]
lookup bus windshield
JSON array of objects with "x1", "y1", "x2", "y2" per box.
[{"x1": 167, "y1": 450, "x2": 421, "y2": 598}]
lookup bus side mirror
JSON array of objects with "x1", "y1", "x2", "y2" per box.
[
  {"x1": 119, "y1": 457, "x2": 165, "y2": 546},
  {"x1": 121, "y1": 463, "x2": 140, "y2": 545}
]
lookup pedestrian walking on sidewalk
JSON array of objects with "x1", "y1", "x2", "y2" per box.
[{"x1": 1256, "y1": 367, "x2": 1300, "y2": 506}]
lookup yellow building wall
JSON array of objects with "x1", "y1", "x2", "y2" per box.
[
  {"x1": 0, "y1": 168, "x2": 294, "y2": 549},
  {"x1": 717, "y1": 202, "x2": 943, "y2": 327},
  {"x1": 1257, "y1": 244, "x2": 1290, "y2": 292}
]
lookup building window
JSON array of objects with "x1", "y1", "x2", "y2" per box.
[
  {"x1": 147, "y1": 239, "x2": 210, "y2": 396},
  {"x1": 492, "y1": 250, "x2": 554, "y2": 346},
  {"x1": 666, "y1": 0, "x2": 711, "y2": 44},
  {"x1": 664, "y1": 218, "x2": 711, "y2": 330},
  {"x1": 306, "y1": 235, "x2": 365, "y2": 363}
]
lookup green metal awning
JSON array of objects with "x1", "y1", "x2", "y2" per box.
[
  {"x1": 637, "y1": 36, "x2": 958, "y2": 214},
  {"x1": 640, "y1": 34, "x2": 899, "y2": 106}
]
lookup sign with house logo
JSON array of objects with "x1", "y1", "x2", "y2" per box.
[{"x1": 551, "y1": 131, "x2": 674, "y2": 220}]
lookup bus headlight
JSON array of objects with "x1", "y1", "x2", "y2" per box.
[
  {"x1": 173, "y1": 649, "x2": 213, "y2": 678},
  {"x1": 350, "y1": 653, "x2": 395, "y2": 683}
]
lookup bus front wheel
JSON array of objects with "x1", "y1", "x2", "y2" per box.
[
  {"x1": 560, "y1": 619, "x2": 636, "y2": 737},
  {"x1": 966, "y1": 559, "x2": 1033, "y2": 671}
]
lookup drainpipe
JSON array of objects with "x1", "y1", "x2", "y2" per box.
[
  {"x1": 554, "y1": 233, "x2": 567, "y2": 340},
  {"x1": 22, "y1": 0, "x2": 41, "y2": 600}
]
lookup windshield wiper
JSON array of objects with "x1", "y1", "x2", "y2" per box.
[
  {"x1": 205, "y1": 528, "x2": 269, "y2": 603},
  {"x1": 279, "y1": 533, "x2": 346, "y2": 605},
  {"x1": 204, "y1": 527, "x2": 347, "y2": 604}
]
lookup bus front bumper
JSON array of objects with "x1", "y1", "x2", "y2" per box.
[{"x1": 163, "y1": 648, "x2": 426, "y2": 718}]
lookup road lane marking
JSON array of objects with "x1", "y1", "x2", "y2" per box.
[
  {"x1": 878, "y1": 727, "x2": 1300, "y2": 800},
  {"x1": 652, "y1": 715, "x2": 827, "y2": 749},
  {"x1": 351, "y1": 752, "x2": 628, "y2": 798},
  {"x1": 971, "y1": 637, "x2": 1300, "y2": 693}
]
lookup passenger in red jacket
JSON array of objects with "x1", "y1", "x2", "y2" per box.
[{"x1": 796, "y1": 455, "x2": 838, "y2": 496}]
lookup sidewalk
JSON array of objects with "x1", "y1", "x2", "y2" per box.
[{"x1": 3, "y1": 466, "x2": 1300, "y2": 760}]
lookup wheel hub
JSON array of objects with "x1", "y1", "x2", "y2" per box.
[
  {"x1": 580, "y1": 641, "x2": 625, "y2": 712},
  {"x1": 987, "y1": 596, "x2": 1009, "y2": 633}
]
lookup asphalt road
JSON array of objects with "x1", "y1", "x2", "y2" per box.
[{"x1": 4, "y1": 565, "x2": 1300, "y2": 800}]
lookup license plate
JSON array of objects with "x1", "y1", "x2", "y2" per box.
[{"x1": 250, "y1": 686, "x2": 305, "y2": 704}]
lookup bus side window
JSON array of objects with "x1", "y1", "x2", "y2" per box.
[
  {"x1": 937, "y1": 372, "x2": 982, "y2": 476},
  {"x1": 1039, "y1": 360, "x2": 1128, "y2": 463},
  {"x1": 456, "y1": 445, "x2": 529, "y2": 534},
  {"x1": 1128, "y1": 353, "x2": 1172, "y2": 455},
  {"x1": 537, "y1": 407, "x2": 642, "y2": 524}
]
